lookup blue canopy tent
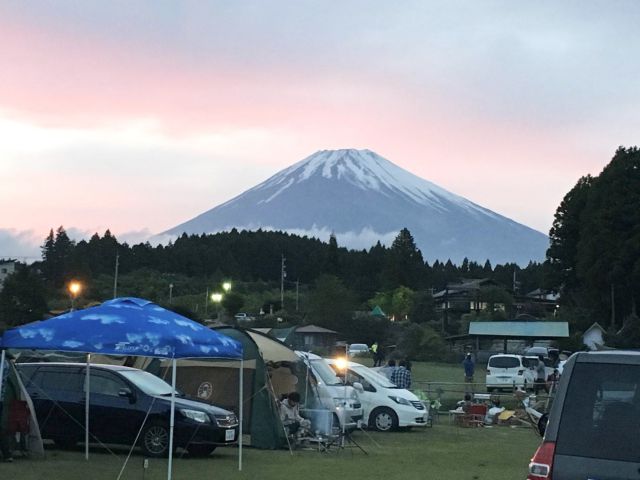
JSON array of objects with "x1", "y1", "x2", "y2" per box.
[{"x1": 0, "y1": 297, "x2": 244, "y2": 478}]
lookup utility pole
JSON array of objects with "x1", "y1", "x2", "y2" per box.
[
  {"x1": 169, "y1": 283, "x2": 174, "y2": 304},
  {"x1": 295, "y1": 279, "x2": 299, "y2": 312},
  {"x1": 205, "y1": 287, "x2": 209, "y2": 316},
  {"x1": 113, "y1": 252, "x2": 119, "y2": 299},
  {"x1": 280, "y1": 255, "x2": 286, "y2": 311}
]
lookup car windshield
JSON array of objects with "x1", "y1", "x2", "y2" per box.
[
  {"x1": 352, "y1": 365, "x2": 397, "y2": 388},
  {"x1": 119, "y1": 370, "x2": 177, "y2": 396},
  {"x1": 310, "y1": 360, "x2": 344, "y2": 386}
]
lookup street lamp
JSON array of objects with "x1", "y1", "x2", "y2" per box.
[
  {"x1": 222, "y1": 281, "x2": 232, "y2": 293},
  {"x1": 211, "y1": 293, "x2": 223, "y2": 319},
  {"x1": 68, "y1": 281, "x2": 82, "y2": 311}
]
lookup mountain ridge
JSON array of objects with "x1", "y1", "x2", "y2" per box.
[{"x1": 163, "y1": 149, "x2": 548, "y2": 265}]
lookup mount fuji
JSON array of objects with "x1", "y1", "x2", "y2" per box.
[{"x1": 163, "y1": 149, "x2": 548, "y2": 264}]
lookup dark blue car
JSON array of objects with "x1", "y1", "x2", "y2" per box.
[{"x1": 17, "y1": 362, "x2": 238, "y2": 457}]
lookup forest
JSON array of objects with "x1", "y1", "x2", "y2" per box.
[{"x1": 2, "y1": 146, "x2": 639, "y2": 353}]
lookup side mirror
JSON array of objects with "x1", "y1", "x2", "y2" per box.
[
  {"x1": 352, "y1": 382, "x2": 364, "y2": 393},
  {"x1": 118, "y1": 388, "x2": 135, "y2": 402}
]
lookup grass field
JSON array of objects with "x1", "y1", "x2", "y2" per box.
[{"x1": 1, "y1": 423, "x2": 540, "y2": 480}]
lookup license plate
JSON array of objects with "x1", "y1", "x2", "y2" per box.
[{"x1": 225, "y1": 429, "x2": 235, "y2": 441}]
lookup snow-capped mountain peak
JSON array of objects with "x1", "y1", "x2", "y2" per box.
[
  {"x1": 254, "y1": 149, "x2": 488, "y2": 215},
  {"x1": 163, "y1": 148, "x2": 548, "y2": 264}
]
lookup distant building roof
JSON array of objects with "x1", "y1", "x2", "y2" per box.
[
  {"x1": 468, "y1": 321, "x2": 569, "y2": 338},
  {"x1": 295, "y1": 325, "x2": 337, "y2": 334}
]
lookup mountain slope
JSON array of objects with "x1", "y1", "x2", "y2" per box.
[{"x1": 164, "y1": 149, "x2": 548, "y2": 264}]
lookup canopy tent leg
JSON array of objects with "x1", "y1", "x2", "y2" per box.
[
  {"x1": 239, "y1": 358, "x2": 243, "y2": 471},
  {"x1": 167, "y1": 358, "x2": 177, "y2": 480},
  {"x1": 0, "y1": 350, "x2": 5, "y2": 402},
  {"x1": 85, "y1": 353, "x2": 91, "y2": 460}
]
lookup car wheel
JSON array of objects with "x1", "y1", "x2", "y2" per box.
[
  {"x1": 141, "y1": 421, "x2": 170, "y2": 457},
  {"x1": 370, "y1": 408, "x2": 398, "y2": 432},
  {"x1": 188, "y1": 444, "x2": 217, "y2": 457}
]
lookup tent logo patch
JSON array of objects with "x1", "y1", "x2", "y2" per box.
[{"x1": 197, "y1": 382, "x2": 213, "y2": 400}]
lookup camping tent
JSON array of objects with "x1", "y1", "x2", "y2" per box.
[
  {"x1": 126, "y1": 327, "x2": 303, "y2": 449},
  {"x1": 0, "y1": 297, "x2": 243, "y2": 479}
]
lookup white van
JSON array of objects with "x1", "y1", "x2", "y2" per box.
[
  {"x1": 326, "y1": 359, "x2": 428, "y2": 432},
  {"x1": 295, "y1": 352, "x2": 363, "y2": 431},
  {"x1": 486, "y1": 354, "x2": 536, "y2": 391}
]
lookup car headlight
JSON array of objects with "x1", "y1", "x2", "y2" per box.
[
  {"x1": 180, "y1": 409, "x2": 211, "y2": 423},
  {"x1": 388, "y1": 396, "x2": 412, "y2": 406},
  {"x1": 333, "y1": 398, "x2": 348, "y2": 408}
]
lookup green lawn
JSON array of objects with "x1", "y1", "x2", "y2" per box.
[{"x1": 2, "y1": 424, "x2": 539, "y2": 480}]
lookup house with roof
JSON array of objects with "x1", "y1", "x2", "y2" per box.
[{"x1": 582, "y1": 322, "x2": 606, "y2": 350}]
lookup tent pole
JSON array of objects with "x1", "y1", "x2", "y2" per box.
[
  {"x1": 0, "y1": 350, "x2": 6, "y2": 404},
  {"x1": 167, "y1": 358, "x2": 177, "y2": 480},
  {"x1": 85, "y1": 353, "x2": 91, "y2": 460},
  {"x1": 239, "y1": 358, "x2": 243, "y2": 471}
]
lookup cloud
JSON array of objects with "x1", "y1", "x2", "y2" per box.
[{"x1": 0, "y1": 229, "x2": 42, "y2": 261}]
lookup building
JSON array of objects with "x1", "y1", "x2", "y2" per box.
[
  {"x1": 447, "y1": 320, "x2": 570, "y2": 363},
  {"x1": 582, "y1": 322, "x2": 606, "y2": 350}
]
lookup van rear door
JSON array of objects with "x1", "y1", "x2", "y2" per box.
[{"x1": 552, "y1": 361, "x2": 640, "y2": 479}]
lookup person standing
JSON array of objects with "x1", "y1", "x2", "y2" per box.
[
  {"x1": 391, "y1": 360, "x2": 412, "y2": 389},
  {"x1": 370, "y1": 342, "x2": 379, "y2": 366},
  {"x1": 534, "y1": 356, "x2": 548, "y2": 395},
  {"x1": 463, "y1": 353, "x2": 475, "y2": 392}
]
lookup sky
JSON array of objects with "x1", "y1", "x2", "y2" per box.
[{"x1": 1, "y1": 1, "x2": 639, "y2": 260}]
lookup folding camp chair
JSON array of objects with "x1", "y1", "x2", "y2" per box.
[{"x1": 460, "y1": 404, "x2": 487, "y2": 428}]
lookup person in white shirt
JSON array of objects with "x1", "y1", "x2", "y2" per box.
[{"x1": 279, "y1": 392, "x2": 310, "y2": 435}]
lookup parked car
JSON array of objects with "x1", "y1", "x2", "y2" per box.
[
  {"x1": 326, "y1": 359, "x2": 428, "y2": 432},
  {"x1": 17, "y1": 362, "x2": 239, "y2": 457},
  {"x1": 486, "y1": 354, "x2": 536, "y2": 391},
  {"x1": 294, "y1": 352, "x2": 363, "y2": 431},
  {"x1": 528, "y1": 351, "x2": 640, "y2": 480},
  {"x1": 234, "y1": 313, "x2": 253, "y2": 322},
  {"x1": 347, "y1": 344, "x2": 370, "y2": 357}
]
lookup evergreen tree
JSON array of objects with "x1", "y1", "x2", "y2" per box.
[
  {"x1": 382, "y1": 228, "x2": 426, "y2": 289},
  {"x1": 0, "y1": 265, "x2": 49, "y2": 329}
]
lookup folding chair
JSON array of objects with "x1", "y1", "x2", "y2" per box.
[{"x1": 460, "y1": 404, "x2": 487, "y2": 427}]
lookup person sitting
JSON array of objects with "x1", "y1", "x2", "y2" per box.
[
  {"x1": 279, "y1": 392, "x2": 310, "y2": 438},
  {"x1": 461, "y1": 393, "x2": 473, "y2": 413},
  {"x1": 484, "y1": 396, "x2": 505, "y2": 425},
  {"x1": 379, "y1": 359, "x2": 396, "y2": 380}
]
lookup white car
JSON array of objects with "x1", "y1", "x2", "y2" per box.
[
  {"x1": 326, "y1": 359, "x2": 428, "y2": 432},
  {"x1": 486, "y1": 354, "x2": 536, "y2": 391},
  {"x1": 295, "y1": 352, "x2": 363, "y2": 431},
  {"x1": 348, "y1": 344, "x2": 370, "y2": 357}
]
